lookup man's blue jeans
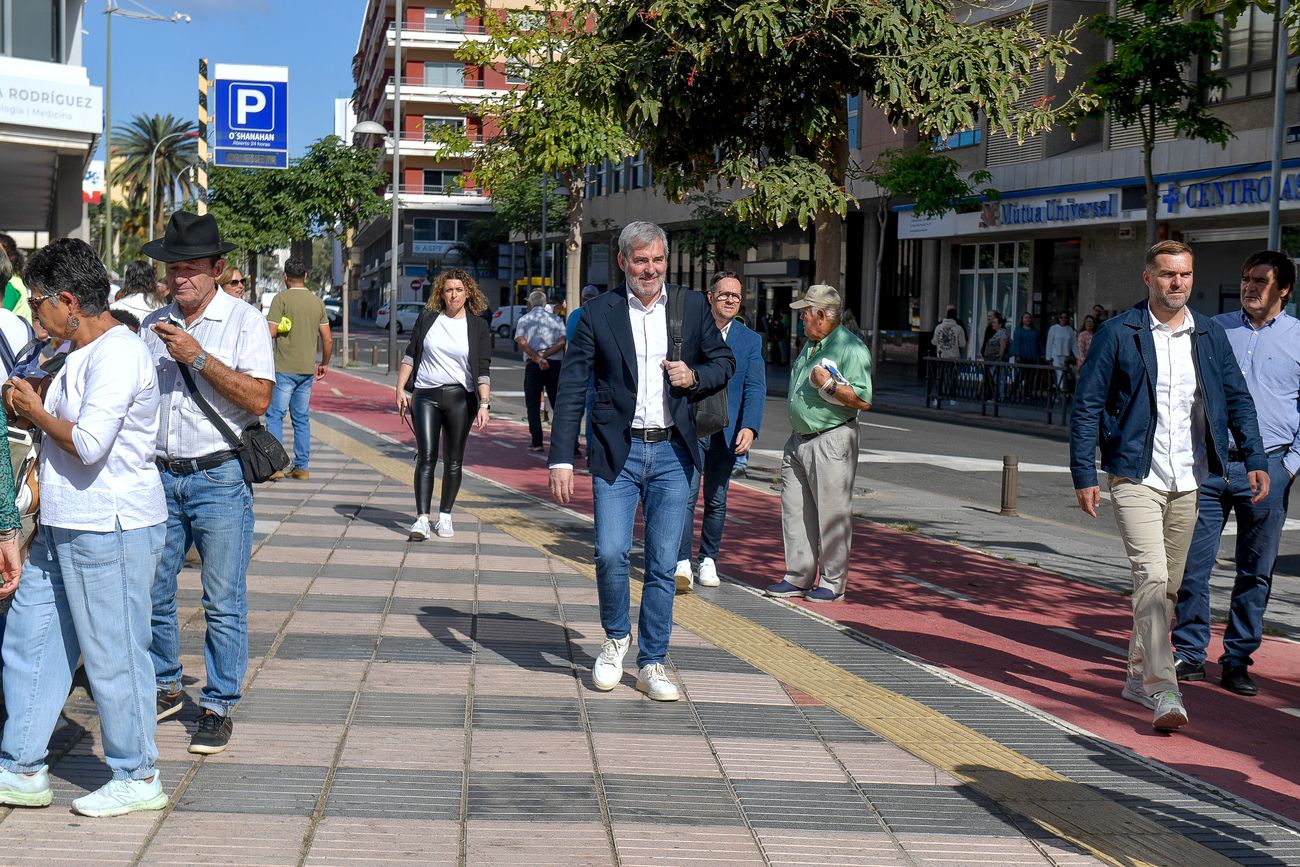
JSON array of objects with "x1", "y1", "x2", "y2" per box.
[
  {"x1": 1, "y1": 521, "x2": 165, "y2": 780},
  {"x1": 678, "y1": 433, "x2": 738, "y2": 563},
  {"x1": 1173, "y1": 453, "x2": 1294, "y2": 668},
  {"x1": 150, "y1": 459, "x2": 254, "y2": 715},
  {"x1": 592, "y1": 437, "x2": 693, "y2": 668},
  {"x1": 266, "y1": 372, "x2": 314, "y2": 471}
]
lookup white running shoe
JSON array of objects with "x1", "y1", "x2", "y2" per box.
[
  {"x1": 1121, "y1": 675, "x2": 1155, "y2": 709},
  {"x1": 697, "y1": 557, "x2": 720, "y2": 587},
  {"x1": 636, "y1": 663, "x2": 680, "y2": 701},
  {"x1": 408, "y1": 516, "x2": 431, "y2": 541},
  {"x1": 1152, "y1": 691, "x2": 1188, "y2": 732},
  {"x1": 592, "y1": 635, "x2": 631, "y2": 690},
  {"x1": 72, "y1": 774, "x2": 168, "y2": 818},
  {"x1": 0, "y1": 766, "x2": 52, "y2": 807},
  {"x1": 674, "y1": 559, "x2": 693, "y2": 593},
  {"x1": 435, "y1": 513, "x2": 454, "y2": 538}
]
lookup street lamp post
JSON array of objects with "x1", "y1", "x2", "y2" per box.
[
  {"x1": 149, "y1": 129, "x2": 199, "y2": 239},
  {"x1": 349, "y1": 119, "x2": 397, "y2": 370},
  {"x1": 103, "y1": 1, "x2": 190, "y2": 273}
]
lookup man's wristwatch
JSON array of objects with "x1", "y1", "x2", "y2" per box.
[{"x1": 191, "y1": 351, "x2": 209, "y2": 372}]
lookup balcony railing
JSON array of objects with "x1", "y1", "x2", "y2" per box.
[
  {"x1": 391, "y1": 184, "x2": 486, "y2": 198},
  {"x1": 400, "y1": 131, "x2": 486, "y2": 143},
  {"x1": 399, "y1": 76, "x2": 495, "y2": 89},
  {"x1": 396, "y1": 20, "x2": 488, "y2": 36}
]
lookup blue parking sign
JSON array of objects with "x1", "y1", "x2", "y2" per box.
[{"x1": 214, "y1": 64, "x2": 289, "y2": 170}]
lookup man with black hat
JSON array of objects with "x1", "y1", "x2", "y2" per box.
[{"x1": 140, "y1": 211, "x2": 276, "y2": 755}]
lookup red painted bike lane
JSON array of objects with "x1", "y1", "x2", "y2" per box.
[{"x1": 315, "y1": 369, "x2": 1300, "y2": 821}]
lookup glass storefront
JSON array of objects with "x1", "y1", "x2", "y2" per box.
[{"x1": 956, "y1": 241, "x2": 1032, "y2": 358}]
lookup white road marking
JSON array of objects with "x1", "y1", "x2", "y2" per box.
[
  {"x1": 1222, "y1": 518, "x2": 1300, "y2": 536},
  {"x1": 1279, "y1": 707, "x2": 1300, "y2": 719},
  {"x1": 330, "y1": 387, "x2": 343, "y2": 396},
  {"x1": 860, "y1": 421, "x2": 911, "y2": 432},
  {"x1": 491, "y1": 440, "x2": 516, "y2": 449},
  {"x1": 750, "y1": 448, "x2": 1067, "y2": 474},
  {"x1": 893, "y1": 574, "x2": 973, "y2": 602},
  {"x1": 1047, "y1": 627, "x2": 1127, "y2": 657}
]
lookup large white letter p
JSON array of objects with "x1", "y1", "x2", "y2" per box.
[{"x1": 236, "y1": 88, "x2": 267, "y2": 126}]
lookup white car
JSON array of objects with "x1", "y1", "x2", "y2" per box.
[
  {"x1": 490, "y1": 304, "x2": 529, "y2": 339},
  {"x1": 374, "y1": 301, "x2": 424, "y2": 333}
]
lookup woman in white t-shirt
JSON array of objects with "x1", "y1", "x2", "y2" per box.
[
  {"x1": 111, "y1": 259, "x2": 166, "y2": 320},
  {"x1": 394, "y1": 269, "x2": 492, "y2": 541},
  {"x1": 0, "y1": 239, "x2": 169, "y2": 818}
]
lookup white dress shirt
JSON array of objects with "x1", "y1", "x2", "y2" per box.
[
  {"x1": 141, "y1": 288, "x2": 276, "y2": 460},
  {"x1": 40, "y1": 325, "x2": 167, "y2": 531},
  {"x1": 1142, "y1": 309, "x2": 1207, "y2": 493},
  {"x1": 629, "y1": 288, "x2": 671, "y2": 428}
]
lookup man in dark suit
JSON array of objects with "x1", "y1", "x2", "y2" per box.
[
  {"x1": 549, "y1": 222, "x2": 734, "y2": 701},
  {"x1": 675, "y1": 271, "x2": 766, "y2": 590}
]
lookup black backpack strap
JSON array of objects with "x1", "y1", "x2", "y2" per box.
[
  {"x1": 667, "y1": 285, "x2": 685, "y2": 362},
  {"x1": 177, "y1": 363, "x2": 242, "y2": 451}
]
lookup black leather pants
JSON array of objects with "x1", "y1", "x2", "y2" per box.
[{"x1": 412, "y1": 384, "x2": 475, "y2": 515}]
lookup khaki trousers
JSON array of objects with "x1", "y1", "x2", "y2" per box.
[
  {"x1": 1108, "y1": 476, "x2": 1199, "y2": 696},
  {"x1": 780, "y1": 424, "x2": 859, "y2": 595}
]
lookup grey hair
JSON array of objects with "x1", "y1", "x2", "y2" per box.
[
  {"x1": 618, "y1": 221, "x2": 668, "y2": 262},
  {"x1": 527, "y1": 290, "x2": 547, "y2": 307},
  {"x1": 819, "y1": 306, "x2": 842, "y2": 326}
]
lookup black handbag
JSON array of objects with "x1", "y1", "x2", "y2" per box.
[
  {"x1": 667, "y1": 286, "x2": 729, "y2": 440},
  {"x1": 178, "y1": 364, "x2": 290, "y2": 484}
]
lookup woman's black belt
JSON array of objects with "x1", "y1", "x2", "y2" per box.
[{"x1": 157, "y1": 450, "x2": 239, "y2": 475}]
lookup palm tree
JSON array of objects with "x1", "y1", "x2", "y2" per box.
[{"x1": 112, "y1": 113, "x2": 200, "y2": 241}]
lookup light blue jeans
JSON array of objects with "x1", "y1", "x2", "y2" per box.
[
  {"x1": 592, "y1": 437, "x2": 693, "y2": 667},
  {"x1": 150, "y1": 459, "x2": 254, "y2": 716},
  {"x1": 266, "y1": 372, "x2": 314, "y2": 471},
  {"x1": 1, "y1": 521, "x2": 165, "y2": 780}
]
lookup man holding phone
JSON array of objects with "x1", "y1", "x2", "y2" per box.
[{"x1": 141, "y1": 212, "x2": 276, "y2": 756}]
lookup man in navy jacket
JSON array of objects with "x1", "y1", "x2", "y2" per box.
[
  {"x1": 675, "y1": 271, "x2": 766, "y2": 590},
  {"x1": 549, "y1": 222, "x2": 734, "y2": 701},
  {"x1": 1070, "y1": 240, "x2": 1267, "y2": 733}
]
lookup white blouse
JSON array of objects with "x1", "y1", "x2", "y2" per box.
[{"x1": 414, "y1": 314, "x2": 472, "y2": 390}]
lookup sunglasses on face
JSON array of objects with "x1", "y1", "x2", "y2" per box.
[{"x1": 229, "y1": 278, "x2": 246, "y2": 286}]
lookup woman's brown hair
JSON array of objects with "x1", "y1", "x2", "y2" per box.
[{"x1": 427, "y1": 268, "x2": 487, "y2": 315}]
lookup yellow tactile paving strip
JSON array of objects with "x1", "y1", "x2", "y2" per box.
[{"x1": 315, "y1": 422, "x2": 1237, "y2": 867}]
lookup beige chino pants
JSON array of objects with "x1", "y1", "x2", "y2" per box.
[
  {"x1": 1108, "y1": 476, "x2": 1199, "y2": 696},
  {"x1": 780, "y1": 424, "x2": 860, "y2": 596}
]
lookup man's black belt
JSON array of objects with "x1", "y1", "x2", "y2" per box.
[
  {"x1": 1227, "y1": 445, "x2": 1289, "y2": 463},
  {"x1": 158, "y1": 450, "x2": 239, "y2": 475},
  {"x1": 795, "y1": 417, "x2": 857, "y2": 442},
  {"x1": 631, "y1": 427, "x2": 672, "y2": 443}
]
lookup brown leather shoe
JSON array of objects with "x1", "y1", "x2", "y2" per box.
[
  {"x1": 268, "y1": 470, "x2": 285, "y2": 481},
  {"x1": 288, "y1": 468, "x2": 310, "y2": 480}
]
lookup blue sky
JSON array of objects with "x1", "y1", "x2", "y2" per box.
[{"x1": 83, "y1": 0, "x2": 363, "y2": 161}]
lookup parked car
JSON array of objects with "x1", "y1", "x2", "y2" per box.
[
  {"x1": 257, "y1": 290, "x2": 279, "y2": 314},
  {"x1": 324, "y1": 299, "x2": 343, "y2": 326},
  {"x1": 374, "y1": 301, "x2": 424, "y2": 333},
  {"x1": 490, "y1": 304, "x2": 529, "y2": 339}
]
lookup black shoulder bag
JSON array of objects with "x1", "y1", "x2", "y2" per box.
[
  {"x1": 178, "y1": 364, "x2": 290, "y2": 484},
  {"x1": 668, "y1": 286, "x2": 728, "y2": 440}
]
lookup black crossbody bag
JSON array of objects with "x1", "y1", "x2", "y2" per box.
[
  {"x1": 178, "y1": 364, "x2": 290, "y2": 484},
  {"x1": 667, "y1": 286, "x2": 728, "y2": 440}
]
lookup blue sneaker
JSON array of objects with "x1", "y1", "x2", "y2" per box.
[
  {"x1": 805, "y1": 587, "x2": 843, "y2": 602},
  {"x1": 765, "y1": 580, "x2": 806, "y2": 598}
]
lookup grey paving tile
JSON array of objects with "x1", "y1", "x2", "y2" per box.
[
  {"x1": 602, "y1": 774, "x2": 744, "y2": 826},
  {"x1": 733, "y1": 779, "x2": 881, "y2": 833},
  {"x1": 468, "y1": 772, "x2": 598, "y2": 819},
  {"x1": 475, "y1": 570, "x2": 552, "y2": 585},
  {"x1": 692, "y1": 702, "x2": 819, "y2": 740},
  {"x1": 858, "y1": 783, "x2": 1025, "y2": 836},
  {"x1": 802, "y1": 707, "x2": 886, "y2": 743},
  {"x1": 299, "y1": 594, "x2": 390, "y2": 613},
  {"x1": 375, "y1": 636, "x2": 474, "y2": 663},
  {"x1": 245, "y1": 592, "x2": 305, "y2": 611},
  {"x1": 176, "y1": 763, "x2": 328, "y2": 815},
  {"x1": 668, "y1": 646, "x2": 761, "y2": 674},
  {"x1": 181, "y1": 631, "x2": 277, "y2": 658},
  {"x1": 471, "y1": 696, "x2": 582, "y2": 731},
  {"x1": 276, "y1": 633, "x2": 377, "y2": 660},
  {"x1": 389, "y1": 599, "x2": 475, "y2": 616},
  {"x1": 318, "y1": 564, "x2": 401, "y2": 580},
  {"x1": 395, "y1": 568, "x2": 476, "y2": 584},
  {"x1": 246, "y1": 560, "x2": 323, "y2": 577},
  {"x1": 473, "y1": 644, "x2": 573, "y2": 670},
  {"x1": 353, "y1": 693, "x2": 466, "y2": 727},
  {"x1": 474, "y1": 602, "x2": 562, "y2": 620},
  {"x1": 326, "y1": 768, "x2": 461, "y2": 819},
  {"x1": 237, "y1": 688, "x2": 355, "y2": 725},
  {"x1": 585, "y1": 699, "x2": 702, "y2": 735}
]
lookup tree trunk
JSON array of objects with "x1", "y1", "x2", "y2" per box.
[
  {"x1": 522, "y1": 231, "x2": 534, "y2": 303},
  {"x1": 1143, "y1": 104, "x2": 1158, "y2": 248},
  {"x1": 565, "y1": 171, "x2": 586, "y2": 314},
  {"x1": 813, "y1": 105, "x2": 851, "y2": 287},
  {"x1": 869, "y1": 201, "x2": 888, "y2": 368}
]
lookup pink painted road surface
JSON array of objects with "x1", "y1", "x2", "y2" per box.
[{"x1": 316, "y1": 369, "x2": 1300, "y2": 822}]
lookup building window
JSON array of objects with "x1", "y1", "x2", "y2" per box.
[
  {"x1": 423, "y1": 116, "x2": 466, "y2": 140},
  {"x1": 935, "y1": 129, "x2": 982, "y2": 150},
  {"x1": 956, "y1": 241, "x2": 1032, "y2": 358},
  {"x1": 585, "y1": 164, "x2": 603, "y2": 198},
  {"x1": 423, "y1": 62, "x2": 465, "y2": 87},
  {"x1": 423, "y1": 169, "x2": 464, "y2": 193},
  {"x1": 424, "y1": 8, "x2": 467, "y2": 32},
  {"x1": 1206, "y1": 9, "x2": 1283, "y2": 102},
  {"x1": 608, "y1": 158, "x2": 623, "y2": 194},
  {"x1": 846, "y1": 94, "x2": 861, "y2": 149},
  {"x1": 629, "y1": 151, "x2": 645, "y2": 189},
  {"x1": 4, "y1": 0, "x2": 61, "y2": 62},
  {"x1": 413, "y1": 218, "x2": 469, "y2": 242},
  {"x1": 505, "y1": 63, "x2": 530, "y2": 85}
]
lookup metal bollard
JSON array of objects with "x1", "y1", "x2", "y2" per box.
[
  {"x1": 1000, "y1": 455, "x2": 1018, "y2": 517},
  {"x1": 371, "y1": 345, "x2": 379, "y2": 366}
]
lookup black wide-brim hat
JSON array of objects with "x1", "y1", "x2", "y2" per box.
[{"x1": 142, "y1": 211, "x2": 237, "y2": 263}]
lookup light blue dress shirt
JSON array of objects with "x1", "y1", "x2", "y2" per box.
[{"x1": 1214, "y1": 309, "x2": 1300, "y2": 476}]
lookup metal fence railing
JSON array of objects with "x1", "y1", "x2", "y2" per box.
[{"x1": 924, "y1": 358, "x2": 1074, "y2": 425}]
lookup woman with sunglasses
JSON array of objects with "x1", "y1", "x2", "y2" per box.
[
  {"x1": 219, "y1": 267, "x2": 249, "y2": 300},
  {"x1": 111, "y1": 260, "x2": 166, "y2": 320}
]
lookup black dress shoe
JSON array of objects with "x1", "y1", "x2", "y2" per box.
[
  {"x1": 1173, "y1": 658, "x2": 1205, "y2": 682},
  {"x1": 1220, "y1": 665, "x2": 1259, "y2": 696}
]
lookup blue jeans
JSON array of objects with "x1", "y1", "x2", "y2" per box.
[
  {"x1": 678, "y1": 434, "x2": 738, "y2": 562},
  {"x1": 1, "y1": 521, "x2": 165, "y2": 780},
  {"x1": 266, "y1": 372, "x2": 314, "y2": 471},
  {"x1": 592, "y1": 437, "x2": 693, "y2": 667},
  {"x1": 1173, "y1": 453, "x2": 1294, "y2": 668},
  {"x1": 150, "y1": 459, "x2": 254, "y2": 715}
]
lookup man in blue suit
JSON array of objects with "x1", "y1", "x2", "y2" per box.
[
  {"x1": 675, "y1": 271, "x2": 766, "y2": 591},
  {"x1": 549, "y1": 222, "x2": 734, "y2": 701}
]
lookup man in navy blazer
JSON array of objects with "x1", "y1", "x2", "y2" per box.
[
  {"x1": 675, "y1": 271, "x2": 766, "y2": 590},
  {"x1": 549, "y1": 222, "x2": 734, "y2": 701}
]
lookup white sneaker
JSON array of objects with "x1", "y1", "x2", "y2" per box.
[
  {"x1": 592, "y1": 634, "x2": 631, "y2": 690},
  {"x1": 1121, "y1": 675, "x2": 1155, "y2": 709},
  {"x1": 1152, "y1": 691, "x2": 1188, "y2": 733},
  {"x1": 72, "y1": 774, "x2": 168, "y2": 817},
  {"x1": 636, "y1": 663, "x2": 680, "y2": 701},
  {"x1": 697, "y1": 557, "x2": 720, "y2": 587},
  {"x1": 0, "y1": 766, "x2": 52, "y2": 807},
  {"x1": 674, "y1": 559, "x2": 693, "y2": 593},
  {"x1": 435, "y1": 513, "x2": 454, "y2": 538},
  {"x1": 408, "y1": 516, "x2": 430, "y2": 541}
]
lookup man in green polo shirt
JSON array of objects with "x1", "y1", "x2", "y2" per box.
[
  {"x1": 265, "y1": 258, "x2": 332, "y2": 480},
  {"x1": 766, "y1": 284, "x2": 872, "y2": 602}
]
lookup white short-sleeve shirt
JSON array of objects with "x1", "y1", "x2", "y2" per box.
[
  {"x1": 39, "y1": 325, "x2": 167, "y2": 531},
  {"x1": 141, "y1": 288, "x2": 276, "y2": 460}
]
